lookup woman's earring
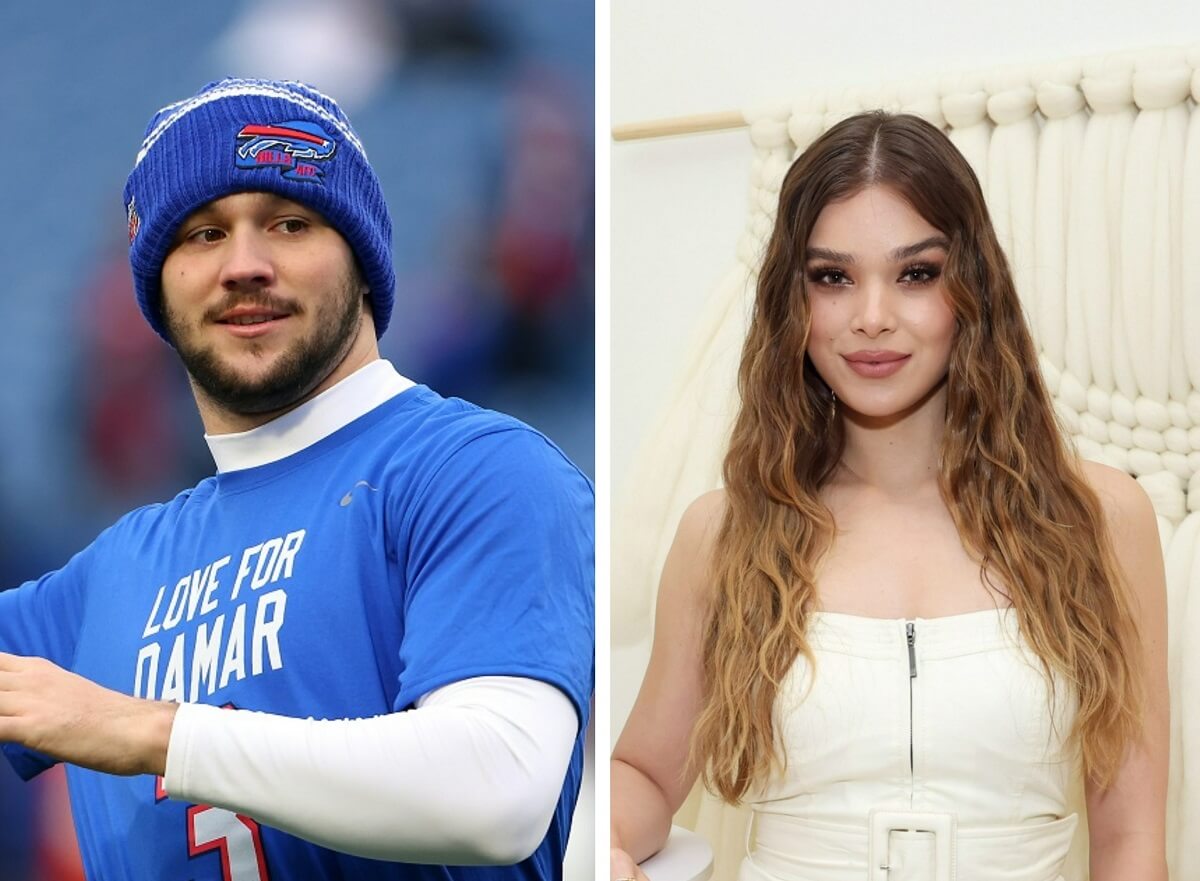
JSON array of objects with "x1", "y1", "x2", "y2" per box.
[{"x1": 831, "y1": 390, "x2": 837, "y2": 417}]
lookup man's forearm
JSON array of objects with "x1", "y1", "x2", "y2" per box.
[
  {"x1": 0, "y1": 652, "x2": 580, "y2": 865},
  {"x1": 0, "y1": 653, "x2": 176, "y2": 777},
  {"x1": 165, "y1": 676, "x2": 578, "y2": 865},
  {"x1": 125, "y1": 698, "x2": 177, "y2": 776}
]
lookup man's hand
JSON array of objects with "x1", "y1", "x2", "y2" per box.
[{"x1": 0, "y1": 652, "x2": 176, "y2": 777}]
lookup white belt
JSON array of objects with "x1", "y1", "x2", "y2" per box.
[{"x1": 743, "y1": 808, "x2": 1077, "y2": 881}]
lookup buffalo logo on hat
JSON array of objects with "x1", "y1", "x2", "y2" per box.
[
  {"x1": 235, "y1": 120, "x2": 337, "y2": 183},
  {"x1": 127, "y1": 196, "x2": 140, "y2": 244}
]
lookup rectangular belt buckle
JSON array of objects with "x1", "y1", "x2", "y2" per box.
[{"x1": 868, "y1": 809, "x2": 956, "y2": 881}]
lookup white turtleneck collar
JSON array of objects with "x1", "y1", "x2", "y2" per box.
[{"x1": 204, "y1": 360, "x2": 417, "y2": 474}]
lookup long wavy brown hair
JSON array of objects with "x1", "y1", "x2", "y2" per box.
[{"x1": 691, "y1": 111, "x2": 1144, "y2": 803}]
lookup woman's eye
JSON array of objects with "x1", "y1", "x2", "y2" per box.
[
  {"x1": 901, "y1": 264, "x2": 941, "y2": 284},
  {"x1": 808, "y1": 268, "x2": 848, "y2": 286},
  {"x1": 277, "y1": 218, "x2": 308, "y2": 234}
]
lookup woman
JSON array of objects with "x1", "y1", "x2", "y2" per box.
[{"x1": 611, "y1": 112, "x2": 1168, "y2": 881}]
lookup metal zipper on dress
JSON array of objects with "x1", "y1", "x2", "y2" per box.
[
  {"x1": 906, "y1": 622, "x2": 917, "y2": 679},
  {"x1": 906, "y1": 622, "x2": 917, "y2": 776}
]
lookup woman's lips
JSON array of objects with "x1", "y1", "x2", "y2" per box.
[{"x1": 842, "y1": 353, "x2": 910, "y2": 378}]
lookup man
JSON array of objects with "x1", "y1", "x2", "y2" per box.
[{"x1": 0, "y1": 78, "x2": 594, "y2": 880}]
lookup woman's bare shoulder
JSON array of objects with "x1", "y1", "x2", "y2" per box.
[
  {"x1": 659, "y1": 489, "x2": 727, "y2": 606},
  {"x1": 678, "y1": 488, "x2": 727, "y2": 536},
  {"x1": 1077, "y1": 458, "x2": 1162, "y2": 572},
  {"x1": 1077, "y1": 459, "x2": 1155, "y2": 524},
  {"x1": 674, "y1": 489, "x2": 728, "y2": 555}
]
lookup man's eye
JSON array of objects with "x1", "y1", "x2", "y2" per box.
[
  {"x1": 188, "y1": 228, "x2": 224, "y2": 244},
  {"x1": 278, "y1": 218, "x2": 308, "y2": 234}
]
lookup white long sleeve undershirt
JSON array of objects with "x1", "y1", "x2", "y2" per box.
[{"x1": 162, "y1": 676, "x2": 579, "y2": 865}]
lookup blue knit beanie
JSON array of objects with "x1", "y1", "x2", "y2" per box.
[{"x1": 123, "y1": 78, "x2": 394, "y2": 341}]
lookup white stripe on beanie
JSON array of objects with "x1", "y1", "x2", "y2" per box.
[{"x1": 134, "y1": 79, "x2": 367, "y2": 167}]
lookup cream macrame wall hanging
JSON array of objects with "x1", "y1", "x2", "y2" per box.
[{"x1": 614, "y1": 44, "x2": 1200, "y2": 881}]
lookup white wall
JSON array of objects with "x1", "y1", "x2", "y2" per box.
[{"x1": 610, "y1": 1, "x2": 1200, "y2": 742}]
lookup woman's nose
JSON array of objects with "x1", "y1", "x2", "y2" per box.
[{"x1": 850, "y1": 280, "x2": 896, "y2": 337}]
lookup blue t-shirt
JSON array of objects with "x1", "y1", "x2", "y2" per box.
[{"x1": 0, "y1": 386, "x2": 595, "y2": 881}]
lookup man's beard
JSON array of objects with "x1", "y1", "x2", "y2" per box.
[{"x1": 163, "y1": 276, "x2": 364, "y2": 417}]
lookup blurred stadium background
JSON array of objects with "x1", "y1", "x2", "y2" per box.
[{"x1": 0, "y1": 1, "x2": 595, "y2": 878}]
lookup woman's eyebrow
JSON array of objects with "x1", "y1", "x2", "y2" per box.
[
  {"x1": 888, "y1": 236, "x2": 950, "y2": 261},
  {"x1": 805, "y1": 247, "x2": 854, "y2": 263},
  {"x1": 806, "y1": 236, "x2": 949, "y2": 264}
]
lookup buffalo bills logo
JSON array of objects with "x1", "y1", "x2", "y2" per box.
[
  {"x1": 127, "y1": 196, "x2": 140, "y2": 243},
  {"x1": 235, "y1": 120, "x2": 336, "y2": 183}
]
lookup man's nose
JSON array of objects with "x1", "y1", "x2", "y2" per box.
[{"x1": 218, "y1": 230, "x2": 276, "y2": 290}]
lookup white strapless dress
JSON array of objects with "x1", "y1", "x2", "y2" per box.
[{"x1": 738, "y1": 607, "x2": 1079, "y2": 881}]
